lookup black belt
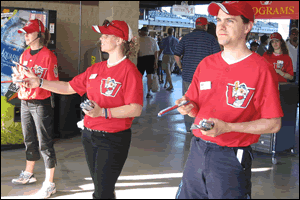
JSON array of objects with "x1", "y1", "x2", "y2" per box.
[{"x1": 85, "y1": 127, "x2": 109, "y2": 133}]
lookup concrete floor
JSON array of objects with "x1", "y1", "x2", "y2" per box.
[{"x1": 1, "y1": 74, "x2": 299, "y2": 199}]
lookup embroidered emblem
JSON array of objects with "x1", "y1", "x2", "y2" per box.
[
  {"x1": 53, "y1": 65, "x2": 58, "y2": 78},
  {"x1": 100, "y1": 77, "x2": 122, "y2": 97},
  {"x1": 226, "y1": 81, "x2": 255, "y2": 108},
  {"x1": 33, "y1": 65, "x2": 48, "y2": 78}
]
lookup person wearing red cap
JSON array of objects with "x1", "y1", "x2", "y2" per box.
[
  {"x1": 11, "y1": 19, "x2": 59, "y2": 199},
  {"x1": 263, "y1": 32, "x2": 294, "y2": 82},
  {"x1": 20, "y1": 20, "x2": 143, "y2": 199},
  {"x1": 175, "y1": 1, "x2": 283, "y2": 199}
]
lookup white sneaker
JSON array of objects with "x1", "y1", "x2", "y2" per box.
[
  {"x1": 12, "y1": 171, "x2": 37, "y2": 185},
  {"x1": 35, "y1": 182, "x2": 56, "y2": 199}
]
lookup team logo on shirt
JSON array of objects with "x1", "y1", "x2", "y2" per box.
[
  {"x1": 226, "y1": 81, "x2": 255, "y2": 109},
  {"x1": 100, "y1": 77, "x2": 122, "y2": 97},
  {"x1": 33, "y1": 65, "x2": 48, "y2": 78},
  {"x1": 53, "y1": 65, "x2": 58, "y2": 78}
]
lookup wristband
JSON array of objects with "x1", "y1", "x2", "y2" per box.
[
  {"x1": 108, "y1": 108, "x2": 112, "y2": 119},
  {"x1": 104, "y1": 108, "x2": 108, "y2": 119},
  {"x1": 102, "y1": 108, "x2": 105, "y2": 117},
  {"x1": 39, "y1": 78, "x2": 44, "y2": 88}
]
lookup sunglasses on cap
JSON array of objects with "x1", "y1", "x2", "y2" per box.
[{"x1": 103, "y1": 20, "x2": 124, "y2": 36}]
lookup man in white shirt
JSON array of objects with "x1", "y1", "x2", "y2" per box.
[
  {"x1": 137, "y1": 27, "x2": 160, "y2": 98},
  {"x1": 286, "y1": 28, "x2": 298, "y2": 82}
]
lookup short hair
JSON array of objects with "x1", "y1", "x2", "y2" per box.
[
  {"x1": 241, "y1": 15, "x2": 251, "y2": 41},
  {"x1": 250, "y1": 41, "x2": 259, "y2": 47},
  {"x1": 167, "y1": 28, "x2": 174, "y2": 35},
  {"x1": 261, "y1": 34, "x2": 269, "y2": 44}
]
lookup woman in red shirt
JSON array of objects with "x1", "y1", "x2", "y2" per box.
[
  {"x1": 263, "y1": 32, "x2": 294, "y2": 82},
  {"x1": 11, "y1": 19, "x2": 59, "y2": 199},
  {"x1": 19, "y1": 20, "x2": 143, "y2": 199}
]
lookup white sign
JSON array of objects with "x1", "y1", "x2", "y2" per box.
[{"x1": 172, "y1": 5, "x2": 195, "y2": 16}]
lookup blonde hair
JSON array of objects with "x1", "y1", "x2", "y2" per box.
[{"x1": 123, "y1": 38, "x2": 138, "y2": 59}]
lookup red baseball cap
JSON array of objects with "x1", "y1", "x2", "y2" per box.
[
  {"x1": 270, "y1": 32, "x2": 282, "y2": 40},
  {"x1": 18, "y1": 19, "x2": 45, "y2": 34},
  {"x1": 92, "y1": 20, "x2": 133, "y2": 42},
  {"x1": 196, "y1": 17, "x2": 208, "y2": 26},
  {"x1": 208, "y1": 1, "x2": 255, "y2": 22}
]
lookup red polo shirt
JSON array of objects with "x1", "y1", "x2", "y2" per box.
[{"x1": 186, "y1": 52, "x2": 284, "y2": 147}]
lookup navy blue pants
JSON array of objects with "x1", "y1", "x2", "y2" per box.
[
  {"x1": 21, "y1": 98, "x2": 57, "y2": 169},
  {"x1": 176, "y1": 136, "x2": 253, "y2": 199},
  {"x1": 81, "y1": 127, "x2": 132, "y2": 199}
]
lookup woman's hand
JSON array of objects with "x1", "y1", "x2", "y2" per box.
[
  {"x1": 82, "y1": 100, "x2": 103, "y2": 118},
  {"x1": 21, "y1": 67, "x2": 40, "y2": 88}
]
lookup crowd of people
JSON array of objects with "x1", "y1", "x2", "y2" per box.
[
  {"x1": 10, "y1": 1, "x2": 298, "y2": 199},
  {"x1": 138, "y1": 16, "x2": 298, "y2": 99}
]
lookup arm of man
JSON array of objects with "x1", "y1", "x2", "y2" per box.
[
  {"x1": 201, "y1": 117, "x2": 282, "y2": 138},
  {"x1": 174, "y1": 55, "x2": 182, "y2": 69}
]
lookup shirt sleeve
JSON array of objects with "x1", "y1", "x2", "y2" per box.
[
  {"x1": 254, "y1": 62, "x2": 284, "y2": 119},
  {"x1": 284, "y1": 55, "x2": 294, "y2": 76},
  {"x1": 159, "y1": 38, "x2": 166, "y2": 50},
  {"x1": 123, "y1": 66, "x2": 144, "y2": 106},
  {"x1": 69, "y1": 67, "x2": 89, "y2": 96},
  {"x1": 45, "y1": 52, "x2": 59, "y2": 81}
]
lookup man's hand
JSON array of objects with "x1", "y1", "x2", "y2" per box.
[
  {"x1": 201, "y1": 118, "x2": 230, "y2": 137},
  {"x1": 154, "y1": 63, "x2": 158, "y2": 69},
  {"x1": 82, "y1": 100, "x2": 103, "y2": 118},
  {"x1": 21, "y1": 68, "x2": 40, "y2": 88},
  {"x1": 175, "y1": 96, "x2": 192, "y2": 115},
  {"x1": 275, "y1": 69, "x2": 284, "y2": 76}
]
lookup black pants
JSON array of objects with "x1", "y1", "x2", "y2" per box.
[
  {"x1": 81, "y1": 127, "x2": 132, "y2": 199},
  {"x1": 176, "y1": 137, "x2": 253, "y2": 199},
  {"x1": 137, "y1": 55, "x2": 155, "y2": 75},
  {"x1": 21, "y1": 98, "x2": 57, "y2": 168}
]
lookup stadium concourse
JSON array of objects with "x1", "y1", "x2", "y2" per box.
[{"x1": 1, "y1": 74, "x2": 299, "y2": 199}]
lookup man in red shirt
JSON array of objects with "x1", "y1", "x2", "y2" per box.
[
  {"x1": 263, "y1": 32, "x2": 294, "y2": 82},
  {"x1": 175, "y1": 2, "x2": 283, "y2": 199}
]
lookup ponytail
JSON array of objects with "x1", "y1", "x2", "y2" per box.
[
  {"x1": 123, "y1": 36, "x2": 139, "y2": 59},
  {"x1": 40, "y1": 28, "x2": 51, "y2": 46}
]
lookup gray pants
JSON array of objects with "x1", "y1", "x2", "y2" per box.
[
  {"x1": 21, "y1": 98, "x2": 57, "y2": 169},
  {"x1": 182, "y1": 80, "x2": 194, "y2": 132}
]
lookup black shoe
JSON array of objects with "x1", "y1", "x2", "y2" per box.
[
  {"x1": 166, "y1": 87, "x2": 174, "y2": 91},
  {"x1": 146, "y1": 93, "x2": 153, "y2": 98}
]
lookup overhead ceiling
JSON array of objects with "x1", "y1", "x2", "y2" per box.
[{"x1": 139, "y1": 1, "x2": 222, "y2": 9}]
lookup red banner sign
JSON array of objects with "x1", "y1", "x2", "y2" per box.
[{"x1": 247, "y1": 1, "x2": 299, "y2": 19}]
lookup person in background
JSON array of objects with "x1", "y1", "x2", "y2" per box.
[
  {"x1": 207, "y1": 22, "x2": 217, "y2": 39},
  {"x1": 11, "y1": 19, "x2": 59, "y2": 199},
  {"x1": 159, "y1": 28, "x2": 179, "y2": 91},
  {"x1": 174, "y1": 17, "x2": 221, "y2": 133},
  {"x1": 137, "y1": 27, "x2": 160, "y2": 98},
  {"x1": 157, "y1": 36, "x2": 164, "y2": 84},
  {"x1": 250, "y1": 41, "x2": 259, "y2": 52},
  {"x1": 19, "y1": 20, "x2": 143, "y2": 199},
  {"x1": 286, "y1": 28, "x2": 298, "y2": 82},
  {"x1": 263, "y1": 32, "x2": 294, "y2": 83},
  {"x1": 257, "y1": 34, "x2": 269, "y2": 56}
]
